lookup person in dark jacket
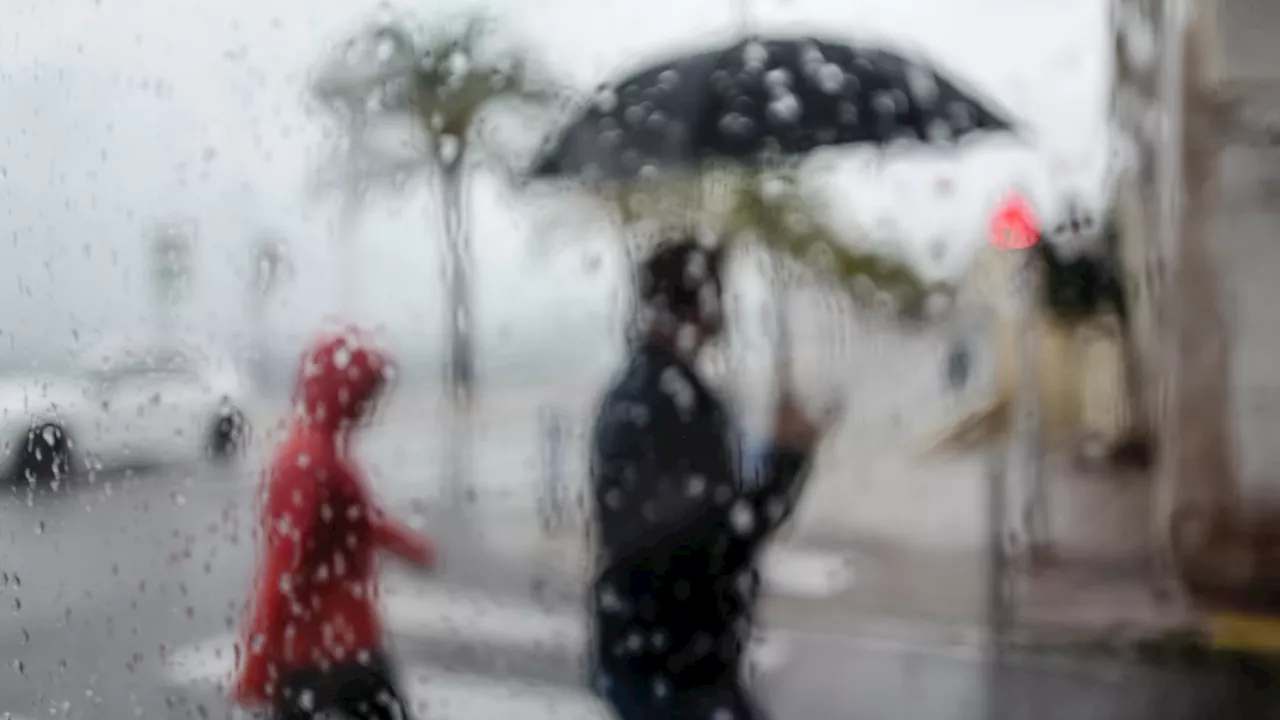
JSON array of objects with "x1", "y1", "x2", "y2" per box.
[
  {"x1": 589, "y1": 237, "x2": 831, "y2": 720},
  {"x1": 232, "y1": 325, "x2": 436, "y2": 719}
]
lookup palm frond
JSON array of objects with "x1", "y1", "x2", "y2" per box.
[
  {"x1": 313, "y1": 11, "x2": 566, "y2": 200},
  {"x1": 726, "y1": 173, "x2": 952, "y2": 321},
  {"x1": 583, "y1": 170, "x2": 952, "y2": 322},
  {"x1": 373, "y1": 13, "x2": 563, "y2": 144}
]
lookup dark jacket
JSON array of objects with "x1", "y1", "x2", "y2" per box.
[{"x1": 589, "y1": 341, "x2": 810, "y2": 694}]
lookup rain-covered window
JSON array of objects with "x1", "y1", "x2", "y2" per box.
[{"x1": 1, "y1": 0, "x2": 1277, "y2": 718}]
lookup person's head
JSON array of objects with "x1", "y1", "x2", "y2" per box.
[
  {"x1": 635, "y1": 235, "x2": 727, "y2": 354},
  {"x1": 291, "y1": 324, "x2": 396, "y2": 434}
]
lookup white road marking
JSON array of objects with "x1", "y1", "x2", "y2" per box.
[
  {"x1": 760, "y1": 547, "x2": 857, "y2": 598},
  {"x1": 163, "y1": 585, "x2": 793, "y2": 687},
  {"x1": 384, "y1": 587, "x2": 585, "y2": 650},
  {"x1": 217, "y1": 669, "x2": 611, "y2": 720},
  {"x1": 399, "y1": 669, "x2": 610, "y2": 720}
]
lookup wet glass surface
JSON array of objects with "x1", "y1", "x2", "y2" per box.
[{"x1": 1, "y1": 0, "x2": 1276, "y2": 717}]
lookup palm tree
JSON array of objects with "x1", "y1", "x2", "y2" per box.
[
  {"x1": 317, "y1": 14, "x2": 560, "y2": 404},
  {"x1": 312, "y1": 23, "x2": 423, "y2": 313},
  {"x1": 316, "y1": 13, "x2": 561, "y2": 513}
]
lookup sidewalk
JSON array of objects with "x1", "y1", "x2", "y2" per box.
[
  {"x1": 239, "y1": 336, "x2": 1203, "y2": 656},
  {"x1": 403, "y1": 460, "x2": 1241, "y2": 663}
]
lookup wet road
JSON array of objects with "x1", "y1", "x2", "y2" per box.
[
  {"x1": 0, "y1": 463, "x2": 255, "y2": 719},
  {"x1": 0, "y1": 461, "x2": 1274, "y2": 719}
]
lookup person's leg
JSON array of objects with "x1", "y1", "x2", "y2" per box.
[
  {"x1": 271, "y1": 667, "x2": 332, "y2": 720},
  {"x1": 692, "y1": 680, "x2": 768, "y2": 720},
  {"x1": 595, "y1": 672, "x2": 662, "y2": 720},
  {"x1": 267, "y1": 701, "x2": 317, "y2": 720},
  {"x1": 331, "y1": 654, "x2": 415, "y2": 720}
]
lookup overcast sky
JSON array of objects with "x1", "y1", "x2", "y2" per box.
[{"x1": 0, "y1": 0, "x2": 1109, "y2": 374}]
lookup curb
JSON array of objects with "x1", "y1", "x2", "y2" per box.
[{"x1": 997, "y1": 623, "x2": 1280, "y2": 676}]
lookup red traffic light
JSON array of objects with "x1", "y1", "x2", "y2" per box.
[{"x1": 988, "y1": 191, "x2": 1040, "y2": 250}]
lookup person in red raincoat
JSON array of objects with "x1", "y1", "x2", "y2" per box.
[{"x1": 233, "y1": 326, "x2": 436, "y2": 719}]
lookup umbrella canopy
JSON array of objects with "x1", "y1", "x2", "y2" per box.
[{"x1": 531, "y1": 35, "x2": 1017, "y2": 182}]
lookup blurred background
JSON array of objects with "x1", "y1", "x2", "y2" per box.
[{"x1": 1, "y1": 0, "x2": 1278, "y2": 717}]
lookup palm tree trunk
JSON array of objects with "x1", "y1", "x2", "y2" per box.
[
  {"x1": 440, "y1": 162, "x2": 475, "y2": 403},
  {"x1": 439, "y1": 160, "x2": 475, "y2": 513}
]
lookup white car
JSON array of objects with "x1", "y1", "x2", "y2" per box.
[{"x1": 0, "y1": 342, "x2": 249, "y2": 488}]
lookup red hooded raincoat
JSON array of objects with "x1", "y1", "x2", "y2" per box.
[{"x1": 233, "y1": 327, "x2": 434, "y2": 706}]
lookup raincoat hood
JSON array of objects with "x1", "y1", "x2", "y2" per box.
[{"x1": 291, "y1": 326, "x2": 393, "y2": 432}]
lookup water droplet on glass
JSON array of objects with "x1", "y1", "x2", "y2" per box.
[
  {"x1": 947, "y1": 102, "x2": 976, "y2": 130},
  {"x1": 814, "y1": 63, "x2": 845, "y2": 94},
  {"x1": 604, "y1": 487, "x2": 623, "y2": 509},
  {"x1": 905, "y1": 65, "x2": 939, "y2": 106},
  {"x1": 926, "y1": 118, "x2": 954, "y2": 143},
  {"x1": 717, "y1": 112, "x2": 754, "y2": 138},
  {"x1": 742, "y1": 41, "x2": 768, "y2": 68},
  {"x1": 593, "y1": 85, "x2": 618, "y2": 113},
  {"x1": 598, "y1": 584, "x2": 626, "y2": 614},
  {"x1": 767, "y1": 94, "x2": 802, "y2": 124},
  {"x1": 764, "y1": 68, "x2": 792, "y2": 89},
  {"x1": 729, "y1": 500, "x2": 756, "y2": 536},
  {"x1": 658, "y1": 368, "x2": 696, "y2": 418},
  {"x1": 623, "y1": 104, "x2": 647, "y2": 127},
  {"x1": 686, "y1": 474, "x2": 707, "y2": 497},
  {"x1": 872, "y1": 91, "x2": 897, "y2": 117},
  {"x1": 437, "y1": 134, "x2": 461, "y2": 165}
]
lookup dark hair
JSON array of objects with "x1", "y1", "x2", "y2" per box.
[{"x1": 636, "y1": 237, "x2": 725, "y2": 317}]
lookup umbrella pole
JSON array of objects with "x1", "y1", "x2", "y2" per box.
[{"x1": 772, "y1": 253, "x2": 793, "y2": 394}]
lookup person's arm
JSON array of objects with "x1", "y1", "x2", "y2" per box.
[
  {"x1": 370, "y1": 504, "x2": 436, "y2": 568},
  {"x1": 738, "y1": 443, "x2": 811, "y2": 539},
  {"x1": 233, "y1": 468, "x2": 316, "y2": 705}
]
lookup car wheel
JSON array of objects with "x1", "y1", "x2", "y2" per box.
[
  {"x1": 16, "y1": 423, "x2": 73, "y2": 488},
  {"x1": 206, "y1": 407, "x2": 246, "y2": 462}
]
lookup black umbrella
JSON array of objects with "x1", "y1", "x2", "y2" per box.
[{"x1": 531, "y1": 35, "x2": 1018, "y2": 182}]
